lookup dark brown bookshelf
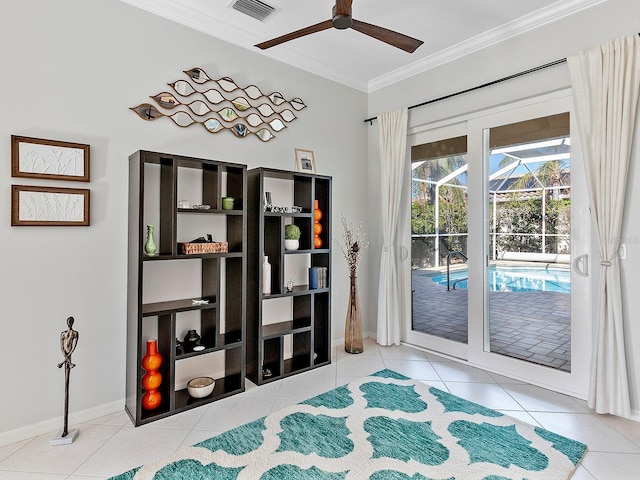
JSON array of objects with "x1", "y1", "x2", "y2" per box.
[
  {"x1": 126, "y1": 150, "x2": 246, "y2": 426},
  {"x1": 246, "y1": 168, "x2": 332, "y2": 385}
]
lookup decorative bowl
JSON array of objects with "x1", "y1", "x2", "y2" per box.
[{"x1": 187, "y1": 376, "x2": 215, "y2": 398}]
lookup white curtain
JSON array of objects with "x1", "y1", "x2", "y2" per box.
[
  {"x1": 568, "y1": 34, "x2": 640, "y2": 416},
  {"x1": 377, "y1": 107, "x2": 408, "y2": 346}
]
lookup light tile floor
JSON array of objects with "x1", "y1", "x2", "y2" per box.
[{"x1": 1, "y1": 339, "x2": 639, "y2": 479}]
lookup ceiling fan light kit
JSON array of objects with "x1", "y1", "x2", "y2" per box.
[{"x1": 255, "y1": 0, "x2": 423, "y2": 53}]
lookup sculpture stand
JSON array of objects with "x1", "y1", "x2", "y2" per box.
[
  {"x1": 50, "y1": 428, "x2": 78, "y2": 446},
  {"x1": 51, "y1": 316, "x2": 79, "y2": 446}
]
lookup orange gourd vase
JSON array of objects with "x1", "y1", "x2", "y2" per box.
[
  {"x1": 141, "y1": 339, "x2": 162, "y2": 410},
  {"x1": 314, "y1": 200, "x2": 323, "y2": 248}
]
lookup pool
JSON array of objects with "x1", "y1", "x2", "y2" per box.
[{"x1": 431, "y1": 266, "x2": 571, "y2": 293}]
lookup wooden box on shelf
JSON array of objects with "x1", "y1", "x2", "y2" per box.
[
  {"x1": 126, "y1": 150, "x2": 247, "y2": 426},
  {"x1": 245, "y1": 168, "x2": 332, "y2": 385},
  {"x1": 178, "y1": 241, "x2": 228, "y2": 255}
]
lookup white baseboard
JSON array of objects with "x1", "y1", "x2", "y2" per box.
[{"x1": 0, "y1": 399, "x2": 125, "y2": 447}]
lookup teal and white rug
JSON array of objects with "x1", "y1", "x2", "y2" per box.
[{"x1": 110, "y1": 370, "x2": 587, "y2": 479}]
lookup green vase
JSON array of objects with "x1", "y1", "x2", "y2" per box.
[{"x1": 144, "y1": 225, "x2": 157, "y2": 256}]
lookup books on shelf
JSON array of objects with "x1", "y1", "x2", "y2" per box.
[{"x1": 309, "y1": 267, "x2": 328, "y2": 289}]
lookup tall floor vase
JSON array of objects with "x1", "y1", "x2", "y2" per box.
[{"x1": 344, "y1": 273, "x2": 364, "y2": 353}]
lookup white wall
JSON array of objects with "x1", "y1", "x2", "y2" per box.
[
  {"x1": 0, "y1": 0, "x2": 368, "y2": 443},
  {"x1": 367, "y1": 0, "x2": 640, "y2": 413}
]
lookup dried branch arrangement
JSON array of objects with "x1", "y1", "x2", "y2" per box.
[{"x1": 336, "y1": 214, "x2": 369, "y2": 276}]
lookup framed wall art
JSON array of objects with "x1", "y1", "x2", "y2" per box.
[
  {"x1": 11, "y1": 135, "x2": 90, "y2": 182},
  {"x1": 11, "y1": 185, "x2": 90, "y2": 226},
  {"x1": 294, "y1": 148, "x2": 316, "y2": 173}
]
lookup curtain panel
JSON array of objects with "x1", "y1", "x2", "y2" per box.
[
  {"x1": 568, "y1": 34, "x2": 640, "y2": 416},
  {"x1": 377, "y1": 107, "x2": 408, "y2": 346}
]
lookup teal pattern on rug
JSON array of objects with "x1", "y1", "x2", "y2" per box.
[
  {"x1": 370, "y1": 472, "x2": 454, "y2": 480},
  {"x1": 361, "y1": 382, "x2": 428, "y2": 413},
  {"x1": 430, "y1": 387, "x2": 503, "y2": 418},
  {"x1": 302, "y1": 385, "x2": 353, "y2": 409},
  {"x1": 260, "y1": 464, "x2": 347, "y2": 479},
  {"x1": 365, "y1": 416, "x2": 449, "y2": 465},
  {"x1": 154, "y1": 459, "x2": 243, "y2": 479},
  {"x1": 108, "y1": 369, "x2": 587, "y2": 480},
  {"x1": 535, "y1": 426, "x2": 589, "y2": 465},
  {"x1": 197, "y1": 418, "x2": 266, "y2": 455},
  {"x1": 277, "y1": 412, "x2": 354, "y2": 458},
  {"x1": 449, "y1": 421, "x2": 548, "y2": 470}
]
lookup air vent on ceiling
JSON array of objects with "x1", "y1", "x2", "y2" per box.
[{"x1": 229, "y1": 0, "x2": 279, "y2": 23}]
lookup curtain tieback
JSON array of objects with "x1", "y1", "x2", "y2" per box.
[
  {"x1": 600, "y1": 260, "x2": 612, "y2": 267},
  {"x1": 383, "y1": 244, "x2": 393, "y2": 252}
]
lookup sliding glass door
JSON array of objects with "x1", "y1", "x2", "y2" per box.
[
  {"x1": 405, "y1": 93, "x2": 591, "y2": 397},
  {"x1": 405, "y1": 123, "x2": 469, "y2": 359}
]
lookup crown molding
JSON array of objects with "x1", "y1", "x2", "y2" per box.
[{"x1": 367, "y1": 0, "x2": 607, "y2": 93}]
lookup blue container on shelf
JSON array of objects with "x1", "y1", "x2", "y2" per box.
[{"x1": 309, "y1": 267, "x2": 318, "y2": 289}]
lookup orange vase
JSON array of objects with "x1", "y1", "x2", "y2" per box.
[
  {"x1": 141, "y1": 339, "x2": 162, "y2": 410},
  {"x1": 314, "y1": 200, "x2": 323, "y2": 248}
]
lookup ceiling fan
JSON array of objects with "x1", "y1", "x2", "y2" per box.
[{"x1": 255, "y1": 0, "x2": 423, "y2": 53}]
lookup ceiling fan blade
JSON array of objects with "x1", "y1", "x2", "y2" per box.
[
  {"x1": 351, "y1": 19, "x2": 423, "y2": 53},
  {"x1": 255, "y1": 20, "x2": 333, "y2": 50}
]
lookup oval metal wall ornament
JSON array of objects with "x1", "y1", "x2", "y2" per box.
[
  {"x1": 130, "y1": 104, "x2": 282, "y2": 143},
  {"x1": 131, "y1": 67, "x2": 305, "y2": 141}
]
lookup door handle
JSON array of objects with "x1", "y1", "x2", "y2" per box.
[
  {"x1": 400, "y1": 245, "x2": 409, "y2": 261},
  {"x1": 573, "y1": 253, "x2": 589, "y2": 277}
]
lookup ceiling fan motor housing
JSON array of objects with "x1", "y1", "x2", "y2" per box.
[{"x1": 332, "y1": 5, "x2": 353, "y2": 29}]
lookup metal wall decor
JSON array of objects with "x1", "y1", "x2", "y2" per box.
[{"x1": 131, "y1": 67, "x2": 306, "y2": 142}]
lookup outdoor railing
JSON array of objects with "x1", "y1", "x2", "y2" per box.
[{"x1": 446, "y1": 251, "x2": 468, "y2": 291}]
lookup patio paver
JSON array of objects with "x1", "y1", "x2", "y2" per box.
[{"x1": 411, "y1": 269, "x2": 571, "y2": 372}]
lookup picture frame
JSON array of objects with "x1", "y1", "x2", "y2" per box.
[
  {"x1": 11, "y1": 185, "x2": 90, "y2": 226},
  {"x1": 11, "y1": 135, "x2": 90, "y2": 182},
  {"x1": 294, "y1": 148, "x2": 316, "y2": 173}
]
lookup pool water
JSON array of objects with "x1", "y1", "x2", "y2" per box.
[{"x1": 431, "y1": 266, "x2": 571, "y2": 293}]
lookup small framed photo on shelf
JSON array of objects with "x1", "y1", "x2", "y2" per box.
[
  {"x1": 11, "y1": 185, "x2": 90, "y2": 226},
  {"x1": 11, "y1": 135, "x2": 90, "y2": 182},
  {"x1": 294, "y1": 148, "x2": 316, "y2": 173}
]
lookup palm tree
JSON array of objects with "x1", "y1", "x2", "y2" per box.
[{"x1": 413, "y1": 155, "x2": 467, "y2": 202}]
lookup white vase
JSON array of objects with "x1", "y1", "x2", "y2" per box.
[
  {"x1": 262, "y1": 256, "x2": 271, "y2": 295},
  {"x1": 284, "y1": 239, "x2": 299, "y2": 251}
]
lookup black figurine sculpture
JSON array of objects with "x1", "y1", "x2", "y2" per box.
[{"x1": 51, "y1": 316, "x2": 79, "y2": 446}]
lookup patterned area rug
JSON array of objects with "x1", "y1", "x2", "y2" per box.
[{"x1": 110, "y1": 370, "x2": 587, "y2": 480}]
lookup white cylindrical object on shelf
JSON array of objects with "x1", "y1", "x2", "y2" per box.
[{"x1": 262, "y1": 256, "x2": 271, "y2": 295}]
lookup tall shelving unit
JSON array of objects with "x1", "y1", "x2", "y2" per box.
[
  {"x1": 126, "y1": 150, "x2": 246, "y2": 426},
  {"x1": 246, "y1": 168, "x2": 331, "y2": 385}
]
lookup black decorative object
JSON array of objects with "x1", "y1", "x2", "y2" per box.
[
  {"x1": 51, "y1": 316, "x2": 79, "y2": 446},
  {"x1": 183, "y1": 329, "x2": 201, "y2": 352}
]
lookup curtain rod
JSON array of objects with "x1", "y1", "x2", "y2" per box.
[
  {"x1": 364, "y1": 33, "x2": 640, "y2": 124},
  {"x1": 363, "y1": 58, "x2": 566, "y2": 124}
]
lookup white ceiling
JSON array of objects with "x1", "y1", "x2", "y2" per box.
[{"x1": 122, "y1": 0, "x2": 605, "y2": 92}]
